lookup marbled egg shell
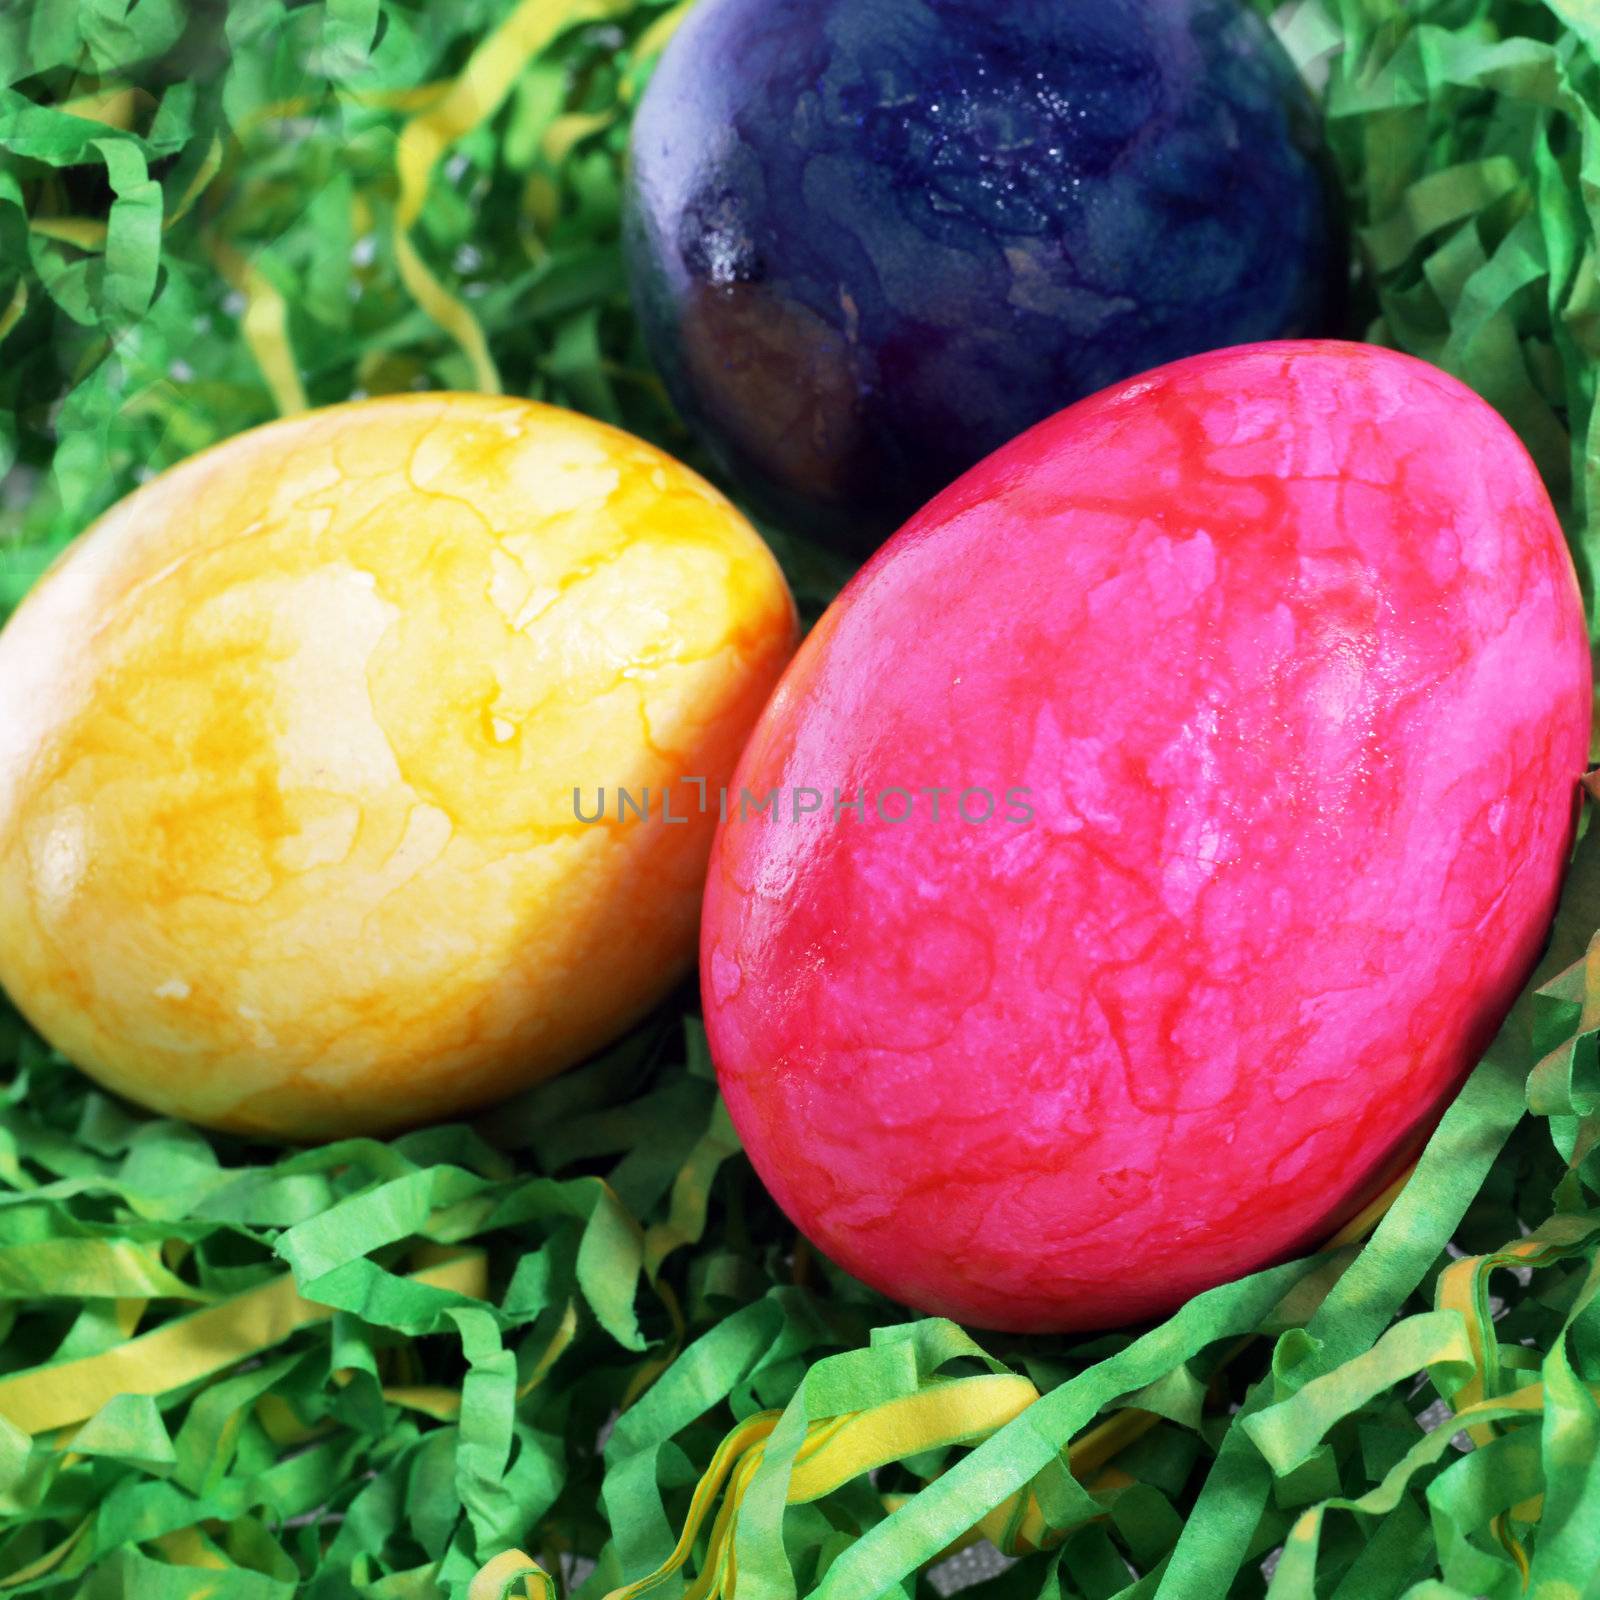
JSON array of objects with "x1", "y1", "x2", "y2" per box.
[
  {"x1": 0, "y1": 395, "x2": 796, "y2": 1139},
  {"x1": 701, "y1": 342, "x2": 1590, "y2": 1332},
  {"x1": 626, "y1": 0, "x2": 1343, "y2": 547}
]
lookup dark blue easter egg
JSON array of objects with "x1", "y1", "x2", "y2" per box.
[{"x1": 623, "y1": 0, "x2": 1344, "y2": 548}]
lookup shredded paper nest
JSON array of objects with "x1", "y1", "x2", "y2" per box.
[{"x1": 5, "y1": 1, "x2": 1600, "y2": 1595}]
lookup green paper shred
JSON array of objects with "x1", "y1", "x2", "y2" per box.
[{"x1": 6, "y1": 0, "x2": 1600, "y2": 1596}]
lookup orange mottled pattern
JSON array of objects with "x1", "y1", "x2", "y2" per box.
[{"x1": 0, "y1": 394, "x2": 796, "y2": 1138}]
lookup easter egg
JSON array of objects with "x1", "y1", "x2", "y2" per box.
[
  {"x1": 0, "y1": 395, "x2": 796, "y2": 1140},
  {"x1": 701, "y1": 342, "x2": 1591, "y2": 1333},
  {"x1": 624, "y1": 0, "x2": 1343, "y2": 547}
]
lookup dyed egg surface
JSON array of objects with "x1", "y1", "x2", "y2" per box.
[
  {"x1": 702, "y1": 342, "x2": 1590, "y2": 1333},
  {"x1": 0, "y1": 395, "x2": 796, "y2": 1140},
  {"x1": 625, "y1": 0, "x2": 1342, "y2": 548}
]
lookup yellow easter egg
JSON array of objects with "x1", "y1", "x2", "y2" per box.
[{"x1": 0, "y1": 394, "x2": 796, "y2": 1138}]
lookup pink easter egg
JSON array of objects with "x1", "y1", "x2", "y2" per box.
[{"x1": 702, "y1": 341, "x2": 1591, "y2": 1333}]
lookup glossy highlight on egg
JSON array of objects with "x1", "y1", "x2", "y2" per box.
[
  {"x1": 0, "y1": 394, "x2": 797, "y2": 1139},
  {"x1": 625, "y1": 0, "x2": 1344, "y2": 546},
  {"x1": 702, "y1": 341, "x2": 1591, "y2": 1333}
]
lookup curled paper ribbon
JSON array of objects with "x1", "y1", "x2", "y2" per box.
[
  {"x1": 391, "y1": 0, "x2": 630, "y2": 393},
  {"x1": 468, "y1": 1167, "x2": 1421, "y2": 1599},
  {"x1": 6, "y1": 3, "x2": 1600, "y2": 1595},
  {"x1": 0, "y1": 1252, "x2": 490, "y2": 1436}
]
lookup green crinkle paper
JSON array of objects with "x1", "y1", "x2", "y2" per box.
[{"x1": 4, "y1": 0, "x2": 1600, "y2": 1596}]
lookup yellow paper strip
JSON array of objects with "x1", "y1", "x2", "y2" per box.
[
  {"x1": 0, "y1": 1252, "x2": 486, "y2": 1436},
  {"x1": 391, "y1": 0, "x2": 628, "y2": 391},
  {"x1": 27, "y1": 218, "x2": 109, "y2": 250},
  {"x1": 58, "y1": 87, "x2": 150, "y2": 131},
  {"x1": 209, "y1": 236, "x2": 309, "y2": 417},
  {"x1": 167, "y1": 135, "x2": 224, "y2": 229},
  {"x1": 788, "y1": 1375, "x2": 1040, "y2": 1503},
  {"x1": 382, "y1": 1385, "x2": 468, "y2": 1420},
  {"x1": 0, "y1": 1520, "x2": 91, "y2": 1590},
  {"x1": 620, "y1": 0, "x2": 695, "y2": 100},
  {"x1": 470, "y1": 1550, "x2": 557, "y2": 1600},
  {"x1": 539, "y1": 109, "x2": 616, "y2": 168},
  {"x1": 152, "y1": 1525, "x2": 229, "y2": 1570},
  {"x1": 0, "y1": 280, "x2": 27, "y2": 345}
]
